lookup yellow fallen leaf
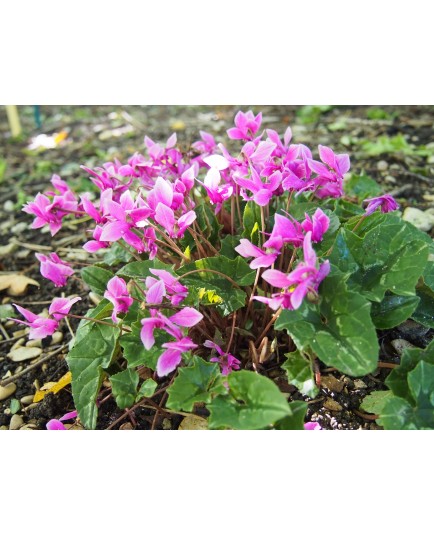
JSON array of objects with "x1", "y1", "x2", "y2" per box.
[
  {"x1": 54, "y1": 131, "x2": 68, "y2": 144},
  {"x1": 178, "y1": 415, "x2": 208, "y2": 430},
  {"x1": 0, "y1": 274, "x2": 39, "y2": 296},
  {"x1": 33, "y1": 371, "x2": 72, "y2": 402}
]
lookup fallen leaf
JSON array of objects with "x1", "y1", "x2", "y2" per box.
[
  {"x1": 178, "y1": 415, "x2": 208, "y2": 430},
  {"x1": 0, "y1": 274, "x2": 39, "y2": 296},
  {"x1": 33, "y1": 371, "x2": 72, "y2": 402}
]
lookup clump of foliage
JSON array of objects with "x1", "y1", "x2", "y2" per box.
[{"x1": 14, "y1": 110, "x2": 434, "y2": 429}]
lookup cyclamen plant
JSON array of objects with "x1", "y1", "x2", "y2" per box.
[{"x1": 14, "y1": 110, "x2": 434, "y2": 430}]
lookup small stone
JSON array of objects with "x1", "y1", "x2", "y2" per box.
[
  {"x1": 321, "y1": 375, "x2": 344, "y2": 393},
  {"x1": 377, "y1": 160, "x2": 389, "y2": 171},
  {"x1": 162, "y1": 418, "x2": 172, "y2": 430},
  {"x1": 10, "y1": 338, "x2": 25, "y2": 350},
  {"x1": 0, "y1": 242, "x2": 18, "y2": 257},
  {"x1": 354, "y1": 379, "x2": 367, "y2": 389},
  {"x1": 9, "y1": 414, "x2": 24, "y2": 430},
  {"x1": 19, "y1": 425, "x2": 37, "y2": 430},
  {"x1": 3, "y1": 200, "x2": 14, "y2": 213},
  {"x1": 384, "y1": 175, "x2": 397, "y2": 184},
  {"x1": 11, "y1": 222, "x2": 28, "y2": 234},
  {"x1": 24, "y1": 403, "x2": 39, "y2": 411},
  {"x1": 89, "y1": 292, "x2": 101, "y2": 306},
  {"x1": 119, "y1": 423, "x2": 134, "y2": 430},
  {"x1": 26, "y1": 339, "x2": 42, "y2": 348},
  {"x1": 323, "y1": 398, "x2": 343, "y2": 412},
  {"x1": 20, "y1": 395, "x2": 35, "y2": 405},
  {"x1": 7, "y1": 346, "x2": 42, "y2": 362},
  {"x1": 51, "y1": 331, "x2": 63, "y2": 345},
  {"x1": 390, "y1": 338, "x2": 416, "y2": 356},
  {"x1": 14, "y1": 329, "x2": 28, "y2": 337},
  {"x1": 0, "y1": 382, "x2": 17, "y2": 401},
  {"x1": 402, "y1": 207, "x2": 434, "y2": 232}
]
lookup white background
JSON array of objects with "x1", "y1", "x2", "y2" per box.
[{"x1": 0, "y1": 1, "x2": 432, "y2": 535}]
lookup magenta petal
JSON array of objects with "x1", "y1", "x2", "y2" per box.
[
  {"x1": 156, "y1": 349, "x2": 182, "y2": 377},
  {"x1": 170, "y1": 307, "x2": 203, "y2": 327},
  {"x1": 261, "y1": 269, "x2": 291, "y2": 288},
  {"x1": 59, "y1": 410, "x2": 78, "y2": 421},
  {"x1": 235, "y1": 239, "x2": 263, "y2": 259},
  {"x1": 46, "y1": 419, "x2": 67, "y2": 430},
  {"x1": 146, "y1": 280, "x2": 166, "y2": 304},
  {"x1": 304, "y1": 422, "x2": 322, "y2": 430},
  {"x1": 155, "y1": 203, "x2": 175, "y2": 234},
  {"x1": 140, "y1": 318, "x2": 158, "y2": 350}
]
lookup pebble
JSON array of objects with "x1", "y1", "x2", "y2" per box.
[
  {"x1": 390, "y1": 339, "x2": 417, "y2": 356},
  {"x1": 9, "y1": 414, "x2": 24, "y2": 430},
  {"x1": 119, "y1": 423, "x2": 134, "y2": 430},
  {"x1": 354, "y1": 379, "x2": 367, "y2": 389},
  {"x1": 0, "y1": 382, "x2": 17, "y2": 401},
  {"x1": 377, "y1": 160, "x2": 389, "y2": 171},
  {"x1": 321, "y1": 375, "x2": 344, "y2": 393},
  {"x1": 26, "y1": 339, "x2": 42, "y2": 348},
  {"x1": 19, "y1": 425, "x2": 37, "y2": 430},
  {"x1": 10, "y1": 338, "x2": 25, "y2": 350},
  {"x1": 3, "y1": 200, "x2": 15, "y2": 213},
  {"x1": 162, "y1": 418, "x2": 172, "y2": 430},
  {"x1": 384, "y1": 175, "x2": 397, "y2": 184},
  {"x1": 51, "y1": 331, "x2": 63, "y2": 344},
  {"x1": 323, "y1": 398, "x2": 343, "y2": 412},
  {"x1": 0, "y1": 242, "x2": 18, "y2": 257},
  {"x1": 7, "y1": 346, "x2": 42, "y2": 362},
  {"x1": 402, "y1": 207, "x2": 434, "y2": 232},
  {"x1": 14, "y1": 329, "x2": 28, "y2": 337},
  {"x1": 11, "y1": 222, "x2": 29, "y2": 234},
  {"x1": 20, "y1": 395, "x2": 35, "y2": 405}
]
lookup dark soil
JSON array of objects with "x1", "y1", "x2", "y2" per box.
[{"x1": 0, "y1": 105, "x2": 433, "y2": 430}]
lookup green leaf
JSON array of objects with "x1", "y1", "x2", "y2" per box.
[
  {"x1": 208, "y1": 371, "x2": 296, "y2": 430},
  {"x1": 116, "y1": 259, "x2": 170, "y2": 278},
  {"x1": 219, "y1": 235, "x2": 241, "y2": 259},
  {"x1": 136, "y1": 378, "x2": 157, "y2": 401},
  {"x1": 371, "y1": 294, "x2": 420, "y2": 329},
  {"x1": 0, "y1": 304, "x2": 16, "y2": 320},
  {"x1": 166, "y1": 357, "x2": 224, "y2": 412},
  {"x1": 411, "y1": 289, "x2": 434, "y2": 328},
  {"x1": 333, "y1": 198, "x2": 365, "y2": 220},
  {"x1": 103, "y1": 242, "x2": 133, "y2": 266},
  {"x1": 242, "y1": 202, "x2": 262, "y2": 244},
  {"x1": 282, "y1": 351, "x2": 318, "y2": 398},
  {"x1": 81, "y1": 265, "x2": 113, "y2": 295},
  {"x1": 275, "y1": 274, "x2": 379, "y2": 377},
  {"x1": 274, "y1": 401, "x2": 308, "y2": 430},
  {"x1": 110, "y1": 368, "x2": 139, "y2": 409},
  {"x1": 360, "y1": 390, "x2": 393, "y2": 415},
  {"x1": 343, "y1": 173, "x2": 382, "y2": 202},
  {"x1": 385, "y1": 340, "x2": 434, "y2": 402},
  {"x1": 378, "y1": 397, "x2": 420, "y2": 430},
  {"x1": 120, "y1": 322, "x2": 169, "y2": 370},
  {"x1": 73, "y1": 299, "x2": 113, "y2": 345},
  {"x1": 67, "y1": 322, "x2": 119, "y2": 429},
  {"x1": 330, "y1": 216, "x2": 429, "y2": 302},
  {"x1": 176, "y1": 255, "x2": 254, "y2": 315}
]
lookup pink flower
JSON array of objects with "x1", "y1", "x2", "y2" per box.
[
  {"x1": 23, "y1": 193, "x2": 64, "y2": 236},
  {"x1": 157, "y1": 337, "x2": 198, "y2": 377},
  {"x1": 263, "y1": 214, "x2": 304, "y2": 250},
  {"x1": 301, "y1": 209, "x2": 330, "y2": 242},
  {"x1": 35, "y1": 252, "x2": 74, "y2": 287},
  {"x1": 12, "y1": 297, "x2": 81, "y2": 339},
  {"x1": 46, "y1": 410, "x2": 78, "y2": 430},
  {"x1": 104, "y1": 276, "x2": 133, "y2": 323},
  {"x1": 192, "y1": 130, "x2": 217, "y2": 155},
  {"x1": 235, "y1": 166, "x2": 282, "y2": 206},
  {"x1": 145, "y1": 269, "x2": 188, "y2": 306},
  {"x1": 257, "y1": 232, "x2": 330, "y2": 310},
  {"x1": 308, "y1": 145, "x2": 350, "y2": 181},
  {"x1": 363, "y1": 194, "x2": 399, "y2": 215},
  {"x1": 154, "y1": 204, "x2": 196, "y2": 239},
  {"x1": 235, "y1": 239, "x2": 279, "y2": 269},
  {"x1": 304, "y1": 421, "x2": 322, "y2": 430},
  {"x1": 227, "y1": 111, "x2": 262, "y2": 141},
  {"x1": 204, "y1": 340, "x2": 241, "y2": 375}
]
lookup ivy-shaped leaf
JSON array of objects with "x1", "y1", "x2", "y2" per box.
[
  {"x1": 81, "y1": 265, "x2": 113, "y2": 295},
  {"x1": 208, "y1": 371, "x2": 301, "y2": 430},
  {"x1": 166, "y1": 356, "x2": 224, "y2": 412},
  {"x1": 275, "y1": 273, "x2": 379, "y2": 377},
  {"x1": 111, "y1": 368, "x2": 139, "y2": 409},
  {"x1": 371, "y1": 294, "x2": 420, "y2": 329},
  {"x1": 67, "y1": 322, "x2": 119, "y2": 429},
  {"x1": 120, "y1": 322, "x2": 170, "y2": 370},
  {"x1": 282, "y1": 351, "x2": 318, "y2": 398},
  {"x1": 136, "y1": 379, "x2": 157, "y2": 401}
]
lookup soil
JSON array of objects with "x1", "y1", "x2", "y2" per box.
[{"x1": 0, "y1": 105, "x2": 433, "y2": 430}]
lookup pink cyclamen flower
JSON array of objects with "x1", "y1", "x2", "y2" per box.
[
  {"x1": 363, "y1": 194, "x2": 399, "y2": 215},
  {"x1": 145, "y1": 269, "x2": 188, "y2": 306},
  {"x1": 12, "y1": 297, "x2": 81, "y2": 339},
  {"x1": 257, "y1": 232, "x2": 330, "y2": 310},
  {"x1": 104, "y1": 276, "x2": 133, "y2": 323},
  {"x1": 204, "y1": 340, "x2": 241, "y2": 376},
  {"x1": 46, "y1": 410, "x2": 78, "y2": 430},
  {"x1": 35, "y1": 252, "x2": 74, "y2": 287},
  {"x1": 263, "y1": 214, "x2": 304, "y2": 250},
  {"x1": 235, "y1": 239, "x2": 279, "y2": 269},
  {"x1": 227, "y1": 110, "x2": 262, "y2": 141},
  {"x1": 304, "y1": 422, "x2": 322, "y2": 430},
  {"x1": 157, "y1": 337, "x2": 198, "y2": 377},
  {"x1": 301, "y1": 208, "x2": 330, "y2": 243}
]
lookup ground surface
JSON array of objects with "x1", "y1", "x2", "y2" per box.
[{"x1": 0, "y1": 105, "x2": 433, "y2": 430}]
